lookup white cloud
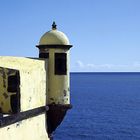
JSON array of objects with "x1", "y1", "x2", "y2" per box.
[
  {"x1": 71, "y1": 60, "x2": 140, "y2": 72},
  {"x1": 75, "y1": 60, "x2": 85, "y2": 68},
  {"x1": 87, "y1": 63, "x2": 96, "y2": 68},
  {"x1": 99, "y1": 64, "x2": 113, "y2": 69}
]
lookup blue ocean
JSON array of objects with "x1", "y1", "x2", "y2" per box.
[{"x1": 55, "y1": 73, "x2": 140, "y2": 140}]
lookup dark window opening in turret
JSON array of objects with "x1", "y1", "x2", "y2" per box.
[
  {"x1": 8, "y1": 75, "x2": 18, "y2": 92},
  {"x1": 8, "y1": 72, "x2": 20, "y2": 114},
  {"x1": 10, "y1": 94, "x2": 20, "y2": 114},
  {"x1": 55, "y1": 53, "x2": 67, "y2": 75}
]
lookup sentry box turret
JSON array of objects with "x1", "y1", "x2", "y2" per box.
[{"x1": 0, "y1": 22, "x2": 72, "y2": 140}]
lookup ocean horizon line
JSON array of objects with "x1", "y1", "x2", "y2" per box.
[{"x1": 70, "y1": 72, "x2": 140, "y2": 74}]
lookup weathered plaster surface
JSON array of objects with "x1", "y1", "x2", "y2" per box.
[{"x1": 0, "y1": 56, "x2": 49, "y2": 140}]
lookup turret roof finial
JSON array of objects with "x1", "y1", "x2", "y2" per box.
[{"x1": 52, "y1": 21, "x2": 57, "y2": 30}]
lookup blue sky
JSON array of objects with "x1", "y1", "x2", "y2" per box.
[{"x1": 0, "y1": 0, "x2": 140, "y2": 72}]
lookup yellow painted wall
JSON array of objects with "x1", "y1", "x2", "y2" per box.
[
  {"x1": 0, "y1": 56, "x2": 50, "y2": 140},
  {"x1": 0, "y1": 56, "x2": 47, "y2": 111},
  {"x1": 0, "y1": 114, "x2": 49, "y2": 140}
]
